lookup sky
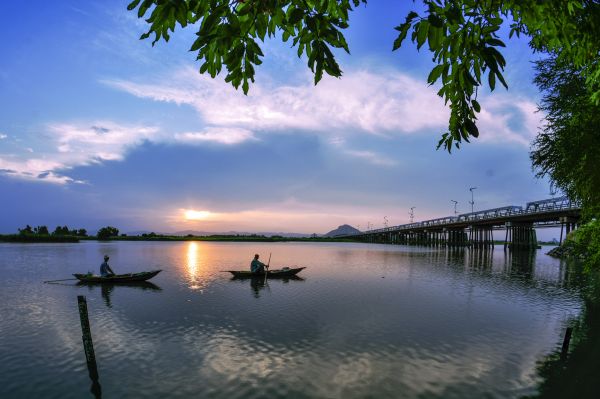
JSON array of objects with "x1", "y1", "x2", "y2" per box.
[{"x1": 0, "y1": 1, "x2": 558, "y2": 236}]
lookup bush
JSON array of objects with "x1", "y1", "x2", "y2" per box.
[{"x1": 565, "y1": 219, "x2": 600, "y2": 271}]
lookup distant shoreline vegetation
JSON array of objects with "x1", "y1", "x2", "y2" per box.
[
  {"x1": 83, "y1": 234, "x2": 355, "y2": 243},
  {"x1": 0, "y1": 225, "x2": 354, "y2": 243},
  {"x1": 0, "y1": 225, "x2": 86, "y2": 243}
]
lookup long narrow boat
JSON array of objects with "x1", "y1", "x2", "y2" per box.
[
  {"x1": 76, "y1": 281, "x2": 162, "y2": 290},
  {"x1": 224, "y1": 267, "x2": 306, "y2": 278},
  {"x1": 73, "y1": 270, "x2": 161, "y2": 283}
]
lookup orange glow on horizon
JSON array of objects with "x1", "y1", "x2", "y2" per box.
[{"x1": 184, "y1": 209, "x2": 211, "y2": 220}]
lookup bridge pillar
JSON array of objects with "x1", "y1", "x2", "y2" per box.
[
  {"x1": 506, "y1": 222, "x2": 537, "y2": 250},
  {"x1": 446, "y1": 228, "x2": 468, "y2": 247},
  {"x1": 469, "y1": 226, "x2": 494, "y2": 248},
  {"x1": 425, "y1": 231, "x2": 432, "y2": 245},
  {"x1": 559, "y1": 217, "x2": 578, "y2": 244}
]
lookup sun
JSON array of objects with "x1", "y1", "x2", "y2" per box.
[{"x1": 184, "y1": 210, "x2": 211, "y2": 220}]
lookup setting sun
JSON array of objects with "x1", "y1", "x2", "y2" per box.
[{"x1": 184, "y1": 210, "x2": 211, "y2": 220}]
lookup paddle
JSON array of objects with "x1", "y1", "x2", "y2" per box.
[
  {"x1": 43, "y1": 278, "x2": 79, "y2": 283},
  {"x1": 264, "y1": 252, "x2": 272, "y2": 284}
]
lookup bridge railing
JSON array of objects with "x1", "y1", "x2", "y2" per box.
[
  {"x1": 346, "y1": 197, "x2": 580, "y2": 236},
  {"x1": 525, "y1": 196, "x2": 572, "y2": 212}
]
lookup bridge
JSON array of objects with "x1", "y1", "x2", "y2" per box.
[{"x1": 338, "y1": 196, "x2": 581, "y2": 249}]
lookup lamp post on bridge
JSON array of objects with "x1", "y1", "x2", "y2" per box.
[
  {"x1": 451, "y1": 200, "x2": 458, "y2": 216},
  {"x1": 469, "y1": 187, "x2": 477, "y2": 213}
]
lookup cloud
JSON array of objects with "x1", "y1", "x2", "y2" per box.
[
  {"x1": 0, "y1": 156, "x2": 85, "y2": 184},
  {"x1": 1, "y1": 66, "x2": 541, "y2": 186},
  {"x1": 106, "y1": 66, "x2": 541, "y2": 149},
  {"x1": 50, "y1": 121, "x2": 160, "y2": 162},
  {"x1": 0, "y1": 133, "x2": 7, "y2": 139},
  {"x1": 105, "y1": 67, "x2": 451, "y2": 136},
  {"x1": 0, "y1": 122, "x2": 261, "y2": 185},
  {"x1": 343, "y1": 149, "x2": 398, "y2": 166},
  {"x1": 0, "y1": 122, "x2": 160, "y2": 185},
  {"x1": 174, "y1": 127, "x2": 256, "y2": 145},
  {"x1": 476, "y1": 95, "x2": 542, "y2": 146}
]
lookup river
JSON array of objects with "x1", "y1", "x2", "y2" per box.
[{"x1": 0, "y1": 241, "x2": 583, "y2": 398}]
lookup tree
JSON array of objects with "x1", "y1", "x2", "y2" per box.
[
  {"x1": 127, "y1": 0, "x2": 600, "y2": 151},
  {"x1": 52, "y1": 225, "x2": 70, "y2": 236},
  {"x1": 34, "y1": 225, "x2": 49, "y2": 235},
  {"x1": 77, "y1": 228, "x2": 88, "y2": 237},
  {"x1": 97, "y1": 226, "x2": 120, "y2": 240},
  {"x1": 531, "y1": 56, "x2": 600, "y2": 218},
  {"x1": 18, "y1": 225, "x2": 33, "y2": 235}
]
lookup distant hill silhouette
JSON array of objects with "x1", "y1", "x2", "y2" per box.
[{"x1": 324, "y1": 224, "x2": 360, "y2": 237}]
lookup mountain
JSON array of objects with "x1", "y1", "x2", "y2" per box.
[{"x1": 324, "y1": 224, "x2": 361, "y2": 237}]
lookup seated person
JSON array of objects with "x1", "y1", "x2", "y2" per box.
[
  {"x1": 100, "y1": 255, "x2": 115, "y2": 277},
  {"x1": 250, "y1": 254, "x2": 267, "y2": 274}
]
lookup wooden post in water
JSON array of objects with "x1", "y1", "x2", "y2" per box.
[
  {"x1": 78, "y1": 295, "x2": 101, "y2": 397},
  {"x1": 561, "y1": 327, "x2": 573, "y2": 359}
]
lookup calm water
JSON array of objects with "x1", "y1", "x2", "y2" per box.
[{"x1": 0, "y1": 241, "x2": 582, "y2": 398}]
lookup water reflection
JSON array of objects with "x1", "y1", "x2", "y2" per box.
[
  {"x1": 505, "y1": 250, "x2": 537, "y2": 280},
  {"x1": 0, "y1": 242, "x2": 587, "y2": 398},
  {"x1": 77, "y1": 282, "x2": 162, "y2": 308},
  {"x1": 90, "y1": 380, "x2": 102, "y2": 399},
  {"x1": 527, "y1": 268, "x2": 600, "y2": 399},
  {"x1": 249, "y1": 276, "x2": 267, "y2": 298},
  {"x1": 186, "y1": 242, "x2": 201, "y2": 290},
  {"x1": 230, "y1": 275, "x2": 305, "y2": 298}
]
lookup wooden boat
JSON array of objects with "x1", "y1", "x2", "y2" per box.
[
  {"x1": 224, "y1": 267, "x2": 305, "y2": 278},
  {"x1": 73, "y1": 270, "x2": 162, "y2": 283},
  {"x1": 76, "y1": 281, "x2": 162, "y2": 290}
]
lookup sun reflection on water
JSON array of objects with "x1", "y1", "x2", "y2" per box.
[{"x1": 187, "y1": 242, "x2": 201, "y2": 290}]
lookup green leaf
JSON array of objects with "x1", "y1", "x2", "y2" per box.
[
  {"x1": 393, "y1": 23, "x2": 410, "y2": 51},
  {"x1": 465, "y1": 119, "x2": 479, "y2": 138},
  {"x1": 288, "y1": 8, "x2": 304, "y2": 25},
  {"x1": 427, "y1": 14, "x2": 443, "y2": 28},
  {"x1": 472, "y1": 99, "x2": 481, "y2": 113},
  {"x1": 486, "y1": 38, "x2": 506, "y2": 47},
  {"x1": 463, "y1": 69, "x2": 479, "y2": 86},
  {"x1": 496, "y1": 71, "x2": 509, "y2": 89},
  {"x1": 127, "y1": 0, "x2": 141, "y2": 11},
  {"x1": 199, "y1": 62, "x2": 209, "y2": 74},
  {"x1": 416, "y1": 21, "x2": 430, "y2": 50},
  {"x1": 488, "y1": 71, "x2": 496, "y2": 91},
  {"x1": 428, "y1": 26, "x2": 442, "y2": 50},
  {"x1": 427, "y1": 64, "x2": 444, "y2": 84}
]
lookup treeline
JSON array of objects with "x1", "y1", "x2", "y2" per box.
[
  {"x1": 0, "y1": 224, "x2": 85, "y2": 242},
  {"x1": 1, "y1": 225, "x2": 352, "y2": 243},
  {"x1": 105, "y1": 233, "x2": 353, "y2": 243},
  {"x1": 18, "y1": 225, "x2": 88, "y2": 237},
  {"x1": 0, "y1": 225, "x2": 121, "y2": 242}
]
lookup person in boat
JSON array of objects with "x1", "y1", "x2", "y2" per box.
[
  {"x1": 250, "y1": 254, "x2": 267, "y2": 274},
  {"x1": 100, "y1": 255, "x2": 115, "y2": 277}
]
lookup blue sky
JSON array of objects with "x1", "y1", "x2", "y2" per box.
[{"x1": 0, "y1": 1, "x2": 556, "y2": 235}]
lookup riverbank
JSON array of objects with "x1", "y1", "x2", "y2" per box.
[
  {"x1": 0, "y1": 234, "x2": 79, "y2": 243},
  {"x1": 0, "y1": 234, "x2": 354, "y2": 243},
  {"x1": 84, "y1": 235, "x2": 355, "y2": 243},
  {"x1": 546, "y1": 219, "x2": 600, "y2": 271}
]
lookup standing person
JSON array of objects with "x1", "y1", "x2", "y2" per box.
[
  {"x1": 100, "y1": 255, "x2": 115, "y2": 277},
  {"x1": 250, "y1": 254, "x2": 267, "y2": 274}
]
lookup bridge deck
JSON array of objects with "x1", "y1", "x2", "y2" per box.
[{"x1": 341, "y1": 197, "x2": 580, "y2": 238}]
